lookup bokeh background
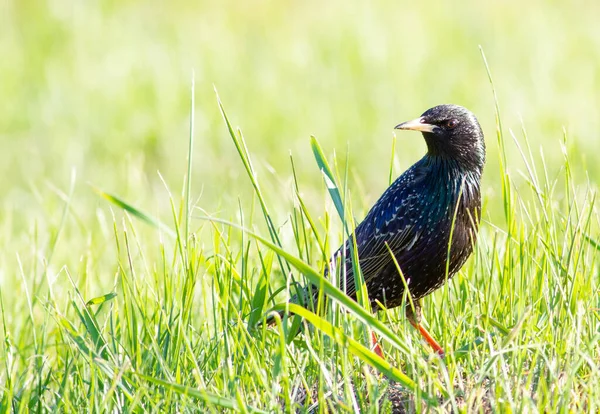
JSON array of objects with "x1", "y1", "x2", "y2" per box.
[{"x1": 1, "y1": 0, "x2": 599, "y2": 298}]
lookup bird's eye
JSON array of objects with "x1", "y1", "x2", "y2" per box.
[{"x1": 445, "y1": 119, "x2": 459, "y2": 129}]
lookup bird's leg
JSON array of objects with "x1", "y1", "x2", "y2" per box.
[
  {"x1": 371, "y1": 331, "x2": 384, "y2": 358},
  {"x1": 406, "y1": 301, "x2": 445, "y2": 357}
]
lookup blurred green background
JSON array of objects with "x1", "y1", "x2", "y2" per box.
[{"x1": 1, "y1": 0, "x2": 599, "y2": 290}]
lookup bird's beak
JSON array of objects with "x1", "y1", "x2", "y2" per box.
[{"x1": 394, "y1": 117, "x2": 436, "y2": 133}]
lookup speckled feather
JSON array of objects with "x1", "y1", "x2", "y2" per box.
[
  {"x1": 335, "y1": 155, "x2": 482, "y2": 309},
  {"x1": 291, "y1": 104, "x2": 485, "y2": 315}
]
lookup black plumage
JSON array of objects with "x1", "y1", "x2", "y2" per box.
[{"x1": 296, "y1": 104, "x2": 485, "y2": 322}]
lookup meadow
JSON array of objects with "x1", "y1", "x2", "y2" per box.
[{"x1": 1, "y1": 0, "x2": 599, "y2": 412}]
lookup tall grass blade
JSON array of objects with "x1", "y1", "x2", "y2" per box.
[
  {"x1": 94, "y1": 187, "x2": 175, "y2": 237},
  {"x1": 198, "y1": 217, "x2": 411, "y2": 355},
  {"x1": 310, "y1": 136, "x2": 348, "y2": 234},
  {"x1": 136, "y1": 373, "x2": 268, "y2": 413},
  {"x1": 272, "y1": 304, "x2": 432, "y2": 401},
  {"x1": 215, "y1": 89, "x2": 290, "y2": 275}
]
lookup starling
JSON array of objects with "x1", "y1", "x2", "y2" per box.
[{"x1": 286, "y1": 104, "x2": 485, "y2": 356}]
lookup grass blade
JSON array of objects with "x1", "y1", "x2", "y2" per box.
[
  {"x1": 93, "y1": 187, "x2": 176, "y2": 237},
  {"x1": 136, "y1": 373, "x2": 267, "y2": 413},
  {"x1": 198, "y1": 216, "x2": 411, "y2": 355},
  {"x1": 310, "y1": 136, "x2": 348, "y2": 234},
  {"x1": 273, "y1": 304, "x2": 430, "y2": 401}
]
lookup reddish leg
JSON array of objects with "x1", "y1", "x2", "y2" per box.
[
  {"x1": 410, "y1": 320, "x2": 445, "y2": 357},
  {"x1": 407, "y1": 301, "x2": 445, "y2": 357},
  {"x1": 371, "y1": 331, "x2": 384, "y2": 358}
]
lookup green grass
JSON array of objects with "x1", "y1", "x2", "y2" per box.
[{"x1": 1, "y1": 1, "x2": 600, "y2": 412}]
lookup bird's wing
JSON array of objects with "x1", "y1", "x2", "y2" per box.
[{"x1": 336, "y1": 166, "x2": 426, "y2": 297}]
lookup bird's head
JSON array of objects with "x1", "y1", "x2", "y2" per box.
[{"x1": 395, "y1": 104, "x2": 485, "y2": 172}]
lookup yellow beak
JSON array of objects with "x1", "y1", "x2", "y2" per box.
[{"x1": 394, "y1": 117, "x2": 436, "y2": 133}]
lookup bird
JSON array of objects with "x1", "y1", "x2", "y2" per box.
[{"x1": 277, "y1": 104, "x2": 485, "y2": 357}]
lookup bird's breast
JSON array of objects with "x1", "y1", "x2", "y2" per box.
[{"x1": 392, "y1": 175, "x2": 481, "y2": 297}]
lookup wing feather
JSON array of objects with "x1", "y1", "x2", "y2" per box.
[{"x1": 335, "y1": 163, "x2": 428, "y2": 297}]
